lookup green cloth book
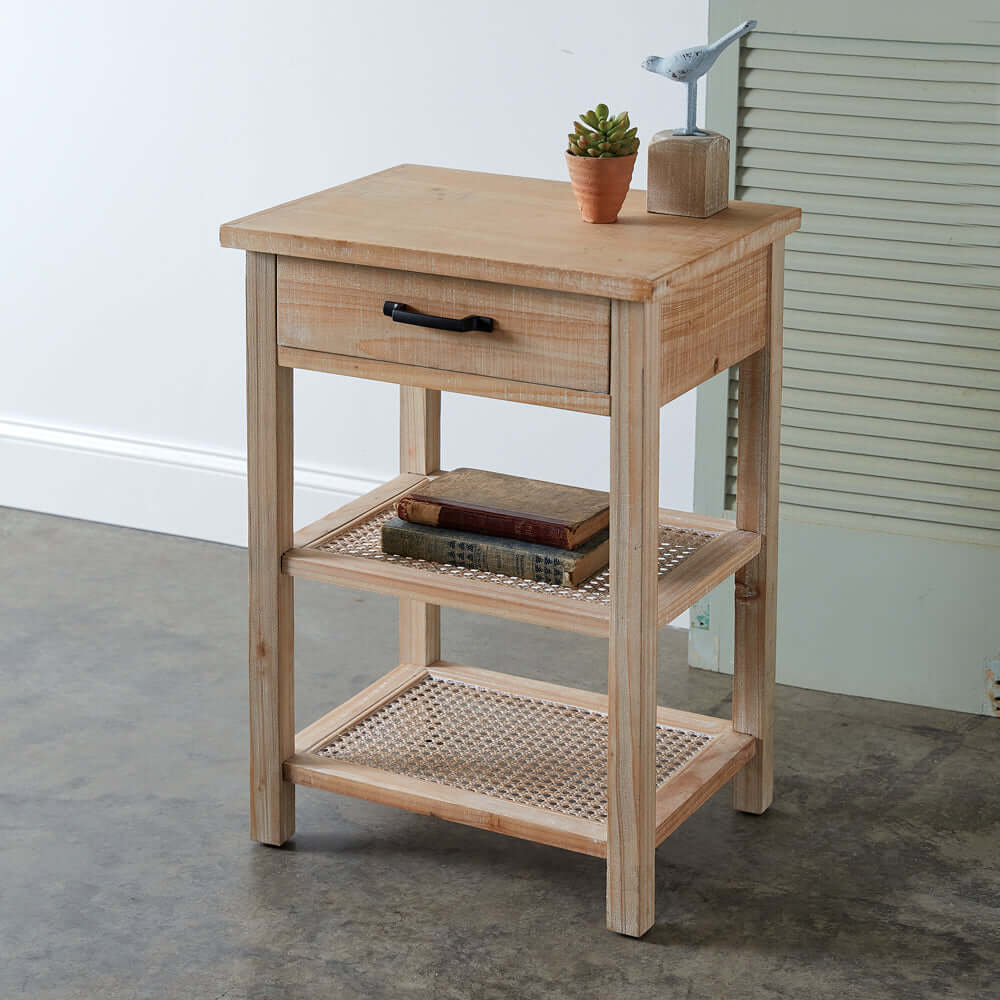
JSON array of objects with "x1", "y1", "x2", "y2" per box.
[{"x1": 380, "y1": 517, "x2": 609, "y2": 588}]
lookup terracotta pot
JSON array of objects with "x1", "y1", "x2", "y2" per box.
[{"x1": 565, "y1": 151, "x2": 637, "y2": 223}]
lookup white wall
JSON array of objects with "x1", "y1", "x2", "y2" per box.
[{"x1": 2, "y1": 3, "x2": 706, "y2": 566}]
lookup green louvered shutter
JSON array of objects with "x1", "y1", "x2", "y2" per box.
[{"x1": 724, "y1": 31, "x2": 1000, "y2": 545}]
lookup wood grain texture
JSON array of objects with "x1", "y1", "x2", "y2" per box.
[
  {"x1": 294, "y1": 662, "x2": 429, "y2": 755},
  {"x1": 278, "y1": 346, "x2": 612, "y2": 416},
  {"x1": 292, "y1": 472, "x2": 429, "y2": 548},
  {"x1": 660, "y1": 249, "x2": 769, "y2": 406},
  {"x1": 400, "y1": 386, "x2": 440, "y2": 476},
  {"x1": 220, "y1": 164, "x2": 801, "y2": 301},
  {"x1": 655, "y1": 729, "x2": 755, "y2": 844},
  {"x1": 430, "y1": 662, "x2": 734, "y2": 735},
  {"x1": 284, "y1": 543, "x2": 612, "y2": 636},
  {"x1": 286, "y1": 661, "x2": 751, "y2": 859},
  {"x1": 284, "y1": 756, "x2": 609, "y2": 858},
  {"x1": 245, "y1": 251, "x2": 295, "y2": 845},
  {"x1": 399, "y1": 386, "x2": 441, "y2": 668},
  {"x1": 606, "y1": 298, "x2": 660, "y2": 937},
  {"x1": 278, "y1": 257, "x2": 611, "y2": 393},
  {"x1": 284, "y1": 501, "x2": 758, "y2": 639},
  {"x1": 656, "y1": 529, "x2": 761, "y2": 629},
  {"x1": 647, "y1": 130, "x2": 730, "y2": 219},
  {"x1": 732, "y1": 238, "x2": 784, "y2": 814}
]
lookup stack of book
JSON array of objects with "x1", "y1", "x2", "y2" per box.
[{"x1": 381, "y1": 468, "x2": 611, "y2": 588}]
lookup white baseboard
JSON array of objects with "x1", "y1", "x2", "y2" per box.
[{"x1": 0, "y1": 418, "x2": 383, "y2": 546}]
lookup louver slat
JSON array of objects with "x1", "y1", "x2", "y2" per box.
[
  {"x1": 783, "y1": 309, "x2": 997, "y2": 350},
  {"x1": 783, "y1": 348, "x2": 999, "y2": 390},
  {"x1": 746, "y1": 32, "x2": 1000, "y2": 64},
  {"x1": 739, "y1": 127, "x2": 1000, "y2": 167},
  {"x1": 742, "y1": 46, "x2": 1000, "y2": 82},
  {"x1": 777, "y1": 407, "x2": 1000, "y2": 451},
  {"x1": 781, "y1": 426, "x2": 1000, "y2": 472},
  {"x1": 785, "y1": 251, "x2": 1000, "y2": 288},
  {"x1": 739, "y1": 108, "x2": 1000, "y2": 144},
  {"x1": 783, "y1": 290, "x2": 1000, "y2": 331},
  {"x1": 741, "y1": 88, "x2": 998, "y2": 126},
  {"x1": 743, "y1": 148, "x2": 998, "y2": 186},
  {"x1": 792, "y1": 212, "x2": 998, "y2": 249},
  {"x1": 740, "y1": 167, "x2": 1000, "y2": 208},
  {"x1": 787, "y1": 233, "x2": 995, "y2": 268},
  {"x1": 740, "y1": 68, "x2": 1000, "y2": 105},
  {"x1": 739, "y1": 186, "x2": 1000, "y2": 227},
  {"x1": 784, "y1": 331, "x2": 1000, "y2": 373},
  {"x1": 784, "y1": 272, "x2": 999, "y2": 310}
]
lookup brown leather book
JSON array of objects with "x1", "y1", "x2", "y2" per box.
[{"x1": 396, "y1": 468, "x2": 609, "y2": 550}]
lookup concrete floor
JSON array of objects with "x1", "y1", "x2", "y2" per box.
[{"x1": 2, "y1": 506, "x2": 997, "y2": 1000}]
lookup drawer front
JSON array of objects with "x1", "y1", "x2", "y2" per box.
[{"x1": 277, "y1": 258, "x2": 611, "y2": 393}]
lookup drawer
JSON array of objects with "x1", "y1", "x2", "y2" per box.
[{"x1": 277, "y1": 258, "x2": 611, "y2": 393}]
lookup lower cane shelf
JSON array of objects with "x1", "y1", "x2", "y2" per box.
[{"x1": 286, "y1": 661, "x2": 756, "y2": 858}]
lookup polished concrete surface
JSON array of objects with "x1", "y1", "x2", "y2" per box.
[{"x1": 2, "y1": 507, "x2": 997, "y2": 999}]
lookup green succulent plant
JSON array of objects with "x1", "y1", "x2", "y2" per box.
[{"x1": 566, "y1": 104, "x2": 639, "y2": 158}]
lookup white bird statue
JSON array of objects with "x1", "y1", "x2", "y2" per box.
[{"x1": 642, "y1": 20, "x2": 757, "y2": 136}]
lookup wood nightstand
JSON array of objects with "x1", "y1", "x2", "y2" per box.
[{"x1": 220, "y1": 164, "x2": 800, "y2": 937}]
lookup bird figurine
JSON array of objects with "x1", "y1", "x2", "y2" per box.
[{"x1": 642, "y1": 20, "x2": 757, "y2": 136}]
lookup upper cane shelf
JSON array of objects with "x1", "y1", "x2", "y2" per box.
[{"x1": 219, "y1": 164, "x2": 800, "y2": 301}]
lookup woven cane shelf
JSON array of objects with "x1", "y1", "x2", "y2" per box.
[
  {"x1": 284, "y1": 662, "x2": 757, "y2": 858},
  {"x1": 283, "y1": 474, "x2": 762, "y2": 637}
]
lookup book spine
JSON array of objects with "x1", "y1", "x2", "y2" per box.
[
  {"x1": 381, "y1": 519, "x2": 577, "y2": 586},
  {"x1": 396, "y1": 497, "x2": 573, "y2": 549}
]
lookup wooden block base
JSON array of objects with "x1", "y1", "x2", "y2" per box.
[{"x1": 647, "y1": 130, "x2": 730, "y2": 219}]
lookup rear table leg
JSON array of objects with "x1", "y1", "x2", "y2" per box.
[
  {"x1": 399, "y1": 386, "x2": 441, "y2": 668},
  {"x1": 733, "y1": 237, "x2": 784, "y2": 814}
]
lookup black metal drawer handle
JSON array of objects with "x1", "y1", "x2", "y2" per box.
[{"x1": 383, "y1": 300, "x2": 494, "y2": 333}]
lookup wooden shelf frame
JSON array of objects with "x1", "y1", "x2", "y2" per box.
[
  {"x1": 283, "y1": 475, "x2": 761, "y2": 637},
  {"x1": 231, "y1": 169, "x2": 796, "y2": 937},
  {"x1": 284, "y1": 662, "x2": 755, "y2": 858}
]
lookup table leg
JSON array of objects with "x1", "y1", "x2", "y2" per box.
[
  {"x1": 733, "y1": 237, "x2": 784, "y2": 814},
  {"x1": 246, "y1": 251, "x2": 295, "y2": 845},
  {"x1": 399, "y1": 386, "x2": 441, "y2": 667},
  {"x1": 607, "y1": 299, "x2": 660, "y2": 937}
]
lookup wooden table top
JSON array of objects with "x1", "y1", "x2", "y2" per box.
[{"x1": 220, "y1": 164, "x2": 799, "y2": 301}]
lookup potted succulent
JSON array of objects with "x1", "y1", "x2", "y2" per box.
[{"x1": 565, "y1": 104, "x2": 640, "y2": 223}]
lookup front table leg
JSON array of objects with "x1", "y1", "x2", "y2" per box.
[
  {"x1": 607, "y1": 299, "x2": 660, "y2": 937},
  {"x1": 246, "y1": 251, "x2": 295, "y2": 845}
]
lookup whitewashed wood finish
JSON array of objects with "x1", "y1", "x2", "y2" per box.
[
  {"x1": 277, "y1": 346, "x2": 612, "y2": 416},
  {"x1": 227, "y1": 165, "x2": 800, "y2": 933},
  {"x1": 655, "y1": 728, "x2": 755, "y2": 843},
  {"x1": 285, "y1": 661, "x2": 756, "y2": 860},
  {"x1": 731, "y1": 239, "x2": 783, "y2": 813},
  {"x1": 245, "y1": 251, "x2": 295, "y2": 845},
  {"x1": 660, "y1": 249, "x2": 768, "y2": 406},
  {"x1": 220, "y1": 164, "x2": 799, "y2": 301},
  {"x1": 606, "y1": 298, "x2": 660, "y2": 937},
  {"x1": 292, "y1": 473, "x2": 428, "y2": 548},
  {"x1": 278, "y1": 257, "x2": 612, "y2": 393},
  {"x1": 283, "y1": 513, "x2": 760, "y2": 640},
  {"x1": 399, "y1": 386, "x2": 442, "y2": 668}
]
